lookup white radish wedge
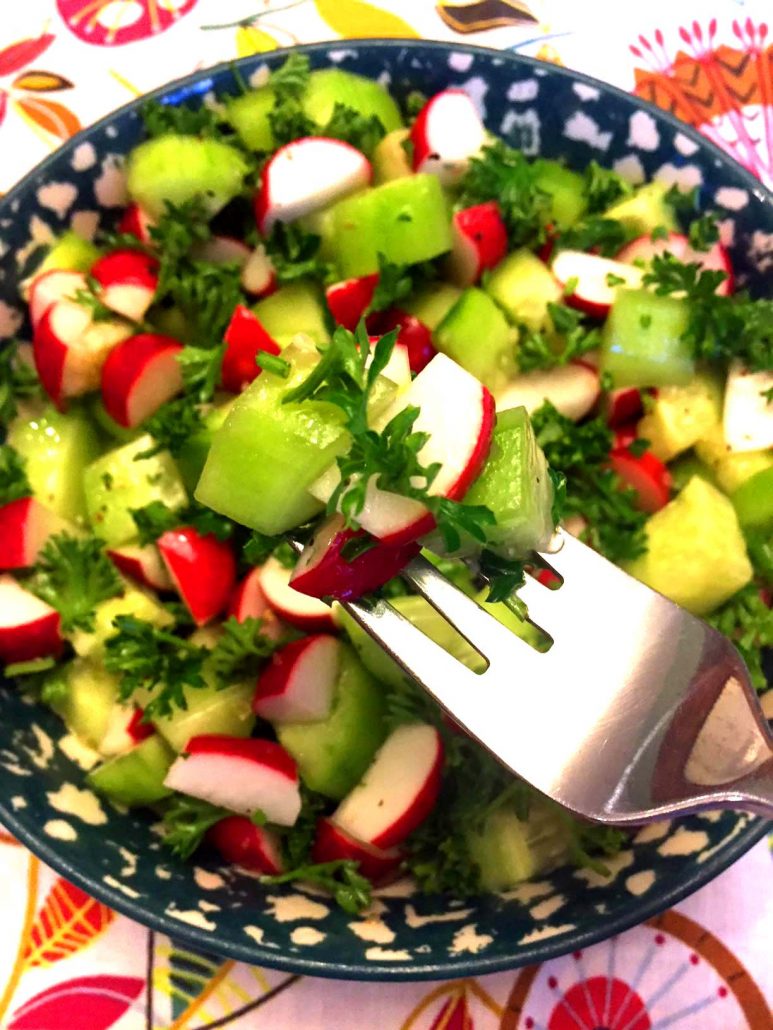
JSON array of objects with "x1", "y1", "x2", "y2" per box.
[
  {"x1": 28, "y1": 269, "x2": 87, "y2": 330},
  {"x1": 100, "y1": 704, "x2": 154, "y2": 757},
  {"x1": 106, "y1": 542, "x2": 174, "y2": 592},
  {"x1": 253, "y1": 634, "x2": 340, "y2": 723},
  {"x1": 0, "y1": 574, "x2": 63, "y2": 664},
  {"x1": 616, "y1": 231, "x2": 733, "y2": 295},
  {"x1": 33, "y1": 299, "x2": 133, "y2": 406},
  {"x1": 551, "y1": 250, "x2": 644, "y2": 318},
  {"x1": 410, "y1": 89, "x2": 486, "y2": 186},
  {"x1": 101, "y1": 333, "x2": 184, "y2": 428},
  {"x1": 332, "y1": 724, "x2": 443, "y2": 849},
  {"x1": 90, "y1": 249, "x2": 159, "y2": 322},
  {"x1": 221, "y1": 304, "x2": 280, "y2": 394},
  {"x1": 207, "y1": 815, "x2": 284, "y2": 874},
  {"x1": 228, "y1": 567, "x2": 285, "y2": 642},
  {"x1": 255, "y1": 137, "x2": 372, "y2": 236},
  {"x1": 326, "y1": 274, "x2": 379, "y2": 330},
  {"x1": 312, "y1": 817, "x2": 402, "y2": 884},
  {"x1": 192, "y1": 235, "x2": 251, "y2": 266},
  {"x1": 496, "y1": 362, "x2": 600, "y2": 422},
  {"x1": 0, "y1": 497, "x2": 68, "y2": 570},
  {"x1": 259, "y1": 555, "x2": 336, "y2": 632},
  {"x1": 164, "y1": 735, "x2": 302, "y2": 825},
  {"x1": 157, "y1": 527, "x2": 237, "y2": 626},
  {"x1": 723, "y1": 362, "x2": 773, "y2": 452},
  {"x1": 241, "y1": 244, "x2": 277, "y2": 297},
  {"x1": 447, "y1": 201, "x2": 508, "y2": 286}
]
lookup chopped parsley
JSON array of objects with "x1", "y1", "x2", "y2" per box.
[
  {"x1": 707, "y1": 583, "x2": 773, "y2": 692},
  {"x1": 264, "y1": 223, "x2": 334, "y2": 285},
  {"x1": 139, "y1": 396, "x2": 206, "y2": 458},
  {"x1": 323, "y1": 102, "x2": 386, "y2": 154},
  {"x1": 30, "y1": 533, "x2": 122, "y2": 633},
  {"x1": 209, "y1": 615, "x2": 282, "y2": 681},
  {"x1": 142, "y1": 100, "x2": 226, "y2": 140},
  {"x1": 583, "y1": 160, "x2": 633, "y2": 213},
  {"x1": 71, "y1": 275, "x2": 124, "y2": 323},
  {"x1": 0, "y1": 341, "x2": 42, "y2": 427},
  {"x1": 262, "y1": 860, "x2": 372, "y2": 915},
  {"x1": 268, "y1": 53, "x2": 314, "y2": 147},
  {"x1": 0, "y1": 444, "x2": 31, "y2": 506},
  {"x1": 160, "y1": 795, "x2": 226, "y2": 860},
  {"x1": 130, "y1": 500, "x2": 233, "y2": 546},
  {"x1": 516, "y1": 303, "x2": 601, "y2": 373},
  {"x1": 558, "y1": 216, "x2": 628, "y2": 256}
]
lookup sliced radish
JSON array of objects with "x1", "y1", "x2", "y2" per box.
[
  {"x1": 259, "y1": 555, "x2": 336, "y2": 632},
  {"x1": 90, "y1": 249, "x2": 159, "y2": 322},
  {"x1": 371, "y1": 309, "x2": 437, "y2": 373},
  {"x1": 723, "y1": 362, "x2": 773, "y2": 453},
  {"x1": 106, "y1": 542, "x2": 174, "y2": 592},
  {"x1": 101, "y1": 333, "x2": 184, "y2": 428},
  {"x1": 0, "y1": 497, "x2": 68, "y2": 570},
  {"x1": 157, "y1": 527, "x2": 237, "y2": 626},
  {"x1": 117, "y1": 203, "x2": 155, "y2": 245},
  {"x1": 33, "y1": 299, "x2": 132, "y2": 406},
  {"x1": 332, "y1": 724, "x2": 443, "y2": 849},
  {"x1": 562, "y1": 514, "x2": 589, "y2": 538},
  {"x1": 613, "y1": 424, "x2": 639, "y2": 451},
  {"x1": 207, "y1": 815, "x2": 284, "y2": 874},
  {"x1": 616, "y1": 232, "x2": 733, "y2": 295},
  {"x1": 255, "y1": 137, "x2": 372, "y2": 236},
  {"x1": 495, "y1": 362, "x2": 600, "y2": 422},
  {"x1": 28, "y1": 269, "x2": 87, "y2": 330},
  {"x1": 447, "y1": 201, "x2": 508, "y2": 286},
  {"x1": 312, "y1": 817, "x2": 403, "y2": 884},
  {"x1": 410, "y1": 89, "x2": 486, "y2": 187},
  {"x1": 0, "y1": 575, "x2": 63, "y2": 664},
  {"x1": 551, "y1": 250, "x2": 644, "y2": 318},
  {"x1": 241, "y1": 244, "x2": 277, "y2": 297},
  {"x1": 609, "y1": 447, "x2": 672, "y2": 513},
  {"x1": 221, "y1": 304, "x2": 280, "y2": 394},
  {"x1": 100, "y1": 704, "x2": 154, "y2": 757},
  {"x1": 289, "y1": 513, "x2": 420, "y2": 602},
  {"x1": 228, "y1": 569, "x2": 285, "y2": 643},
  {"x1": 192, "y1": 235, "x2": 251, "y2": 266},
  {"x1": 253, "y1": 634, "x2": 340, "y2": 723},
  {"x1": 605, "y1": 386, "x2": 644, "y2": 428},
  {"x1": 164, "y1": 735, "x2": 301, "y2": 825},
  {"x1": 326, "y1": 274, "x2": 379, "y2": 330}
]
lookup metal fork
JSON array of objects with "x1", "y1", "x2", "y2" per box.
[{"x1": 324, "y1": 529, "x2": 773, "y2": 825}]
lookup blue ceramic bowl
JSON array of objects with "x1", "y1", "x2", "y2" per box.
[{"x1": 0, "y1": 40, "x2": 769, "y2": 981}]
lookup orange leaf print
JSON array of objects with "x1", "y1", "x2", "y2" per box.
[
  {"x1": 14, "y1": 96, "x2": 81, "y2": 140},
  {"x1": 21, "y1": 878, "x2": 114, "y2": 969},
  {"x1": 314, "y1": 0, "x2": 419, "y2": 39},
  {"x1": 13, "y1": 70, "x2": 74, "y2": 92}
]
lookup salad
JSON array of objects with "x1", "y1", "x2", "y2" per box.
[{"x1": 0, "y1": 54, "x2": 770, "y2": 914}]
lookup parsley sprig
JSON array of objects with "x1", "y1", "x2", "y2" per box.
[
  {"x1": 261, "y1": 860, "x2": 372, "y2": 915},
  {"x1": 707, "y1": 582, "x2": 773, "y2": 692},
  {"x1": 0, "y1": 444, "x2": 31, "y2": 506},
  {"x1": 209, "y1": 615, "x2": 283, "y2": 681},
  {"x1": 516, "y1": 303, "x2": 601, "y2": 373},
  {"x1": 0, "y1": 341, "x2": 42, "y2": 427},
  {"x1": 161, "y1": 795, "x2": 226, "y2": 860},
  {"x1": 30, "y1": 534, "x2": 123, "y2": 633},
  {"x1": 583, "y1": 160, "x2": 633, "y2": 213},
  {"x1": 130, "y1": 500, "x2": 233, "y2": 546}
]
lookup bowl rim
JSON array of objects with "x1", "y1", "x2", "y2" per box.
[{"x1": 0, "y1": 37, "x2": 770, "y2": 982}]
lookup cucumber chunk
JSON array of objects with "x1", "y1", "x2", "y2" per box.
[
  {"x1": 668, "y1": 452, "x2": 716, "y2": 492},
  {"x1": 602, "y1": 181, "x2": 676, "y2": 236},
  {"x1": 624, "y1": 476, "x2": 752, "y2": 615},
  {"x1": 71, "y1": 584, "x2": 173, "y2": 659},
  {"x1": 636, "y1": 372, "x2": 723, "y2": 462},
  {"x1": 127, "y1": 135, "x2": 249, "y2": 219},
  {"x1": 601, "y1": 288, "x2": 693, "y2": 388},
  {"x1": 326, "y1": 175, "x2": 452, "y2": 277},
  {"x1": 466, "y1": 802, "x2": 571, "y2": 890},
  {"x1": 372, "y1": 129, "x2": 413, "y2": 183},
  {"x1": 226, "y1": 88, "x2": 276, "y2": 152},
  {"x1": 253, "y1": 281, "x2": 330, "y2": 348},
  {"x1": 88, "y1": 396, "x2": 139, "y2": 444},
  {"x1": 34, "y1": 230, "x2": 100, "y2": 277},
  {"x1": 88, "y1": 734, "x2": 174, "y2": 807},
  {"x1": 303, "y1": 69, "x2": 403, "y2": 143},
  {"x1": 532, "y1": 159, "x2": 587, "y2": 228},
  {"x1": 276, "y1": 642, "x2": 386, "y2": 799},
  {"x1": 175, "y1": 401, "x2": 234, "y2": 494},
  {"x1": 196, "y1": 340, "x2": 349, "y2": 533},
  {"x1": 152, "y1": 677, "x2": 255, "y2": 753},
  {"x1": 48, "y1": 659, "x2": 119, "y2": 750},
  {"x1": 402, "y1": 283, "x2": 462, "y2": 331},
  {"x1": 732, "y1": 466, "x2": 773, "y2": 532},
  {"x1": 83, "y1": 434, "x2": 188, "y2": 546},
  {"x1": 484, "y1": 249, "x2": 562, "y2": 331},
  {"x1": 8, "y1": 405, "x2": 100, "y2": 523},
  {"x1": 434, "y1": 287, "x2": 515, "y2": 389},
  {"x1": 463, "y1": 406, "x2": 554, "y2": 556}
]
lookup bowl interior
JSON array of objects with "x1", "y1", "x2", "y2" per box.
[{"x1": 0, "y1": 40, "x2": 769, "y2": 980}]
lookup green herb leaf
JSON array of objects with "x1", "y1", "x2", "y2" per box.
[
  {"x1": 583, "y1": 160, "x2": 633, "y2": 213},
  {"x1": 707, "y1": 583, "x2": 773, "y2": 692},
  {"x1": 142, "y1": 100, "x2": 226, "y2": 140},
  {"x1": 130, "y1": 500, "x2": 234, "y2": 546},
  {"x1": 263, "y1": 223, "x2": 334, "y2": 285},
  {"x1": 559, "y1": 216, "x2": 628, "y2": 257},
  {"x1": 177, "y1": 343, "x2": 226, "y2": 401},
  {"x1": 256, "y1": 351, "x2": 291, "y2": 378},
  {"x1": 0, "y1": 342, "x2": 42, "y2": 427},
  {"x1": 323, "y1": 102, "x2": 385, "y2": 154},
  {"x1": 209, "y1": 615, "x2": 282, "y2": 682},
  {"x1": 262, "y1": 859, "x2": 372, "y2": 915},
  {"x1": 30, "y1": 533, "x2": 122, "y2": 633},
  {"x1": 479, "y1": 550, "x2": 526, "y2": 604},
  {"x1": 139, "y1": 396, "x2": 206, "y2": 458},
  {"x1": 268, "y1": 53, "x2": 314, "y2": 147},
  {"x1": 0, "y1": 444, "x2": 31, "y2": 506},
  {"x1": 516, "y1": 302, "x2": 600, "y2": 373},
  {"x1": 160, "y1": 795, "x2": 226, "y2": 860}
]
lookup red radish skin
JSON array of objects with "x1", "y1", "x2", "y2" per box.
[
  {"x1": 253, "y1": 634, "x2": 340, "y2": 723},
  {"x1": 289, "y1": 513, "x2": 420, "y2": 602},
  {"x1": 0, "y1": 497, "x2": 67, "y2": 570},
  {"x1": 221, "y1": 305, "x2": 281, "y2": 394},
  {"x1": 90, "y1": 249, "x2": 159, "y2": 322},
  {"x1": 101, "y1": 333, "x2": 184, "y2": 428},
  {"x1": 613, "y1": 424, "x2": 639, "y2": 451},
  {"x1": 259, "y1": 556, "x2": 336, "y2": 632},
  {"x1": 312, "y1": 817, "x2": 403, "y2": 884},
  {"x1": 106, "y1": 543, "x2": 174, "y2": 592},
  {"x1": 157, "y1": 527, "x2": 236, "y2": 626},
  {"x1": 164, "y1": 735, "x2": 301, "y2": 825},
  {"x1": 609, "y1": 447, "x2": 672, "y2": 513},
  {"x1": 370, "y1": 309, "x2": 437, "y2": 373},
  {"x1": 616, "y1": 232, "x2": 733, "y2": 295},
  {"x1": 100, "y1": 704, "x2": 154, "y2": 757},
  {"x1": 28, "y1": 269, "x2": 87, "y2": 330},
  {"x1": 255, "y1": 137, "x2": 372, "y2": 236},
  {"x1": 606, "y1": 386, "x2": 643, "y2": 428},
  {"x1": 551, "y1": 250, "x2": 644, "y2": 318},
  {"x1": 332, "y1": 724, "x2": 444, "y2": 849},
  {"x1": 241, "y1": 245, "x2": 277, "y2": 297},
  {"x1": 447, "y1": 201, "x2": 508, "y2": 286},
  {"x1": 410, "y1": 89, "x2": 486, "y2": 186},
  {"x1": 227, "y1": 567, "x2": 285, "y2": 643},
  {"x1": 496, "y1": 362, "x2": 600, "y2": 423},
  {"x1": 326, "y1": 275, "x2": 379, "y2": 330},
  {"x1": 0, "y1": 575, "x2": 63, "y2": 663},
  {"x1": 118, "y1": 203, "x2": 154, "y2": 244},
  {"x1": 207, "y1": 816, "x2": 284, "y2": 874}
]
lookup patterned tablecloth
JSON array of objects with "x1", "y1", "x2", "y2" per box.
[{"x1": 0, "y1": 2, "x2": 771, "y2": 1028}]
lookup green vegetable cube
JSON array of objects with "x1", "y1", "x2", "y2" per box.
[
  {"x1": 434, "y1": 287, "x2": 515, "y2": 389},
  {"x1": 601, "y1": 288, "x2": 694, "y2": 388}
]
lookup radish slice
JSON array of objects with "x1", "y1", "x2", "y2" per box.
[
  {"x1": 100, "y1": 704, "x2": 154, "y2": 757},
  {"x1": 101, "y1": 333, "x2": 184, "y2": 428},
  {"x1": 259, "y1": 556, "x2": 336, "y2": 632},
  {"x1": 28, "y1": 270, "x2": 87, "y2": 330},
  {"x1": 241, "y1": 244, "x2": 277, "y2": 297},
  {"x1": 118, "y1": 203, "x2": 155, "y2": 245},
  {"x1": 106, "y1": 543, "x2": 174, "y2": 592},
  {"x1": 157, "y1": 527, "x2": 236, "y2": 626},
  {"x1": 616, "y1": 232, "x2": 733, "y2": 295},
  {"x1": 0, "y1": 575, "x2": 63, "y2": 663},
  {"x1": 207, "y1": 815, "x2": 284, "y2": 874},
  {"x1": 253, "y1": 634, "x2": 340, "y2": 723},
  {"x1": 326, "y1": 275, "x2": 379, "y2": 330},
  {"x1": 495, "y1": 362, "x2": 600, "y2": 422},
  {"x1": 605, "y1": 386, "x2": 644, "y2": 428},
  {"x1": 609, "y1": 447, "x2": 672, "y2": 513},
  {"x1": 410, "y1": 89, "x2": 486, "y2": 186},
  {"x1": 551, "y1": 250, "x2": 644, "y2": 318},
  {"x1": 221, "y1": 304, "x2": 280, "y2": 394},
  {"x1": 90, "y1": 249, "x2": 159, "y2": 322},
  {"x1": 0, "y1": 497, "x2": 68, "y2": 571},
  {"x1": 192, "y1": 235, "x2": 251, "y2": 266},
  {"x1": 372, "y1": 309, "x2": 437, "y2": 373},
  {"x1": 447, "y1": 201, "x2": 508, "y2": 286},
  {"x1": 312, "y1": 817, "x2": 403, "y2": 884}
]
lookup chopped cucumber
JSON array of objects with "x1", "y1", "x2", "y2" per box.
[
  {"x1": 732, "y1": 466, "x2": 773, "y2": 532},
  {"x1": 484, "y1": 248, "x2": 562, "y2": 331},
  {"x1": 175, "y1": 400, "x2": 234, "y2": 494},
  {"x1": 253, "y1": 281, "x2": 330, "y2": 348},
  {"x1": 153, "y1": 680, "x2": 255, "y2": 753},
  {"x1": 83, "y1": 434, "x2": 188, "y2": 546},
  {"x1": 276, "y1": 642, "x2": 386, "y2": 800},
  {"x1": 402, "y1": 282, "x2": 462, "y2": 331},
  {"x1": 463, "y1": 406, "x2": 555, "y2": 557},
  {"x1": 532, "y1": 159, "x2": 587, "y2": 228},
  {"x1": 636, "y1": 372, "x2": 723, "y2": 462},
  {"x1": 88, "y1": 396, "x2": 139, "y2": 445},
  {"x1": 326, "y1": 175, "x2": 452, "y2": 277},
  {"x1": 88, "y1": 734, "x2": 174, "y2": 807},
  {"x1": 226, "y1": 87, "x2": 276, "y2": 152},
  {"x1": 694, "y1": 423, "x2": 773, "y2": 494},
  {"x1": 668, "y1": 452, "x2": 716, "y2": 492},
  {"x1": 34, "y1": 230, "x2": 100, "y2": 277},
  {"x1": 466, "y1": 802, "x2": 571, "y2": 890},
  {"x1": 47, "y1": 659, "x2": 119, "y2": 750},
  {"x1": 372, "y1": 128, "x2": 412, "y2": 183},
  {"x1": 303, "y1": 68, "x2": 403, "y2": 144},
  {"x1": 601, "y1": 288, "x2": 693, "y2": 388},
  {"x1": 127, "y1": 134, "x2": 249, "y2": 219},
  {"x1": 602, "y1": 180, "x2": 676, "y2": 237},
  {"x1": 70, "y1": 584, "x2": 173, "y2": 659},
  {"x1": 624, "y1": 476, "x2": 752, "y2": 615},
  {"x1": 434, "y1": 287, "x2": 515, "y2": 389},
  {"x1": 8, "y1": 405, "x2": 100, "y2": 523}
]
